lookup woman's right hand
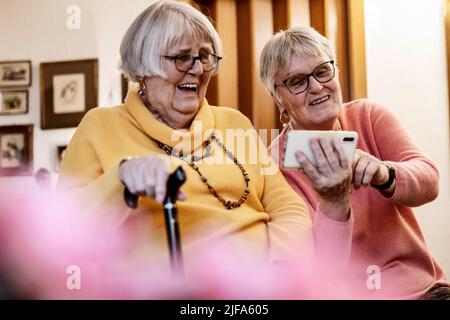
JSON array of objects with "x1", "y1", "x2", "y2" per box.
[
  {"x1": 119, "y1": 154, "x2": 184, "y2": 203},
  {"x1": 295, "y1": 136, "x2": 352, "y2": 222}
]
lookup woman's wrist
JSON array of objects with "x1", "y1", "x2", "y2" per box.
[
  {"x1": 372, "y1": 162, "x2": 395, "y2": 188},
  {"x1": 319, "y1": 197, "x2": 350, "y2": 222},
  {"x1": 372, "y1": 162, "x2": 396, "y2": 196}
]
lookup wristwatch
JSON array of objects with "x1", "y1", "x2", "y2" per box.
[{"x1": 371, "y1": 162, "x2": 395, "y2": 190}]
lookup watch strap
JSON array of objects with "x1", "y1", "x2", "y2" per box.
[{"x1": 372, "y1": 162, "x2": 395, "y2": 190}]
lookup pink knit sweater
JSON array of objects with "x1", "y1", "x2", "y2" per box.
[{"x1": 270, "y1": 99, "x2": 448, "y2": 299}]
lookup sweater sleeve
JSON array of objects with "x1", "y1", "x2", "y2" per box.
[
  {"x1": 270, "y1": 135, "x2": 353, "y2": 269},
  {"x1": 313, "y1": 206, "x2": 353, "y2": 271},
  {"x1": 367, "y1": 100, "x2": 439, "y2": 207},
  {"x1": 258, "y1": 145, "x2": 314, "y2": 263},
  {"x1": 282, "y1": 169, "x2": 353, "y2": 271},
  {"x1": 57, "y1": 111, "x2": 132, "y2": 228}
]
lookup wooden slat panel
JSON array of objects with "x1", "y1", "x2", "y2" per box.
[
  {"x1": 195, "y1": 0, "x2": 218, "y2": 106},
  {"x1": 445, "y1": 0, "x2": 450, "y2": 126},
  {"x1": 249, "y1": 0, "x2": 276, "y2": 132},
  {"x1": 237, "y1": 0, "x2": 276, "y2": 132},
  {"x1": 195, "y1": 0, "x2": 239, "y2": 108},
  {"x1": 271, "y1": 0, "x2": 288, "y2": 131},
  {"x1": 271, "y1": 0, "x2": 312, "y2": 131},
  {"x1": 215, "y1": 0, "x2": 238, "y2": 108},
  {"x1": 309, "y1": 0, "x2": 325, "y2": 35},
  {"x1": 236, "y1": 0, "x2": 253, "y2": 121},
  {"x1": 272, "y1": 0, "x2": 288, "y2": 32},
  {"x1": 347, "y1": 0, "x2": 367, "y2": 99},
  {"x1": 325, "y1": 0, "x2": 350, "y2": 102},
  {"x1": 272, "y1": 0, "x2": 310, "y2": 31},
  {"x1": 310, "y1": 0, "x2": 351, "y2": 102},
  {"x1": 287, "y1": 0, "x2": 310, "y2": 27}
]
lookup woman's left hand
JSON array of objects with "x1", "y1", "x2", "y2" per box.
[
  {"x1": 352, "y1": 149, "x2": 390, "y2": 189},
  {"x1": 295, "y1": 136, "x2": 353, "y2": 222}
]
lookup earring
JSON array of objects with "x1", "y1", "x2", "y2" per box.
[
  {"x1": 280, "y1": 110, "x2": 290, "y2": 128},
  {"x1": 138, "y1": 80, "x2": 146, "y2": 97}
]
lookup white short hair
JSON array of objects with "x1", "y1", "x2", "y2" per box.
[
  {"x1": 119, "y1": 0, "x2": 223, "y2": 82},
  {"x1": 260, "y1": 26, "x2": 336, "y2": 96}
]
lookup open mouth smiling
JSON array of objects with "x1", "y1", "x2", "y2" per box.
[
  {"x1": 178, "y1": 83, "x2": 198, "y2": 92},
  {"x1": 309, "y1": 95, "x2": 330, "y2": 106}
]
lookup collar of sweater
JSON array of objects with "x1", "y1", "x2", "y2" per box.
[{"x1": 124, "y1": 85, "x2": 215, "y2": 154}]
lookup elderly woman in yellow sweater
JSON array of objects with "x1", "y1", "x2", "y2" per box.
[{"x1": 58, "y1": 1, "x2": 351, "y2": 276}]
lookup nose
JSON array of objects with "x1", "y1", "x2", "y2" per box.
[
  {"x1": 188, "y1": 58, "x2": 204, "y2": 75},
  {"x1": 307, "y1": 76, "x2": 323, "y2": 93}
]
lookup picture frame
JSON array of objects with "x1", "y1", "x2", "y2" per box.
[
  {"x1": 0, "y1": 60, "x2": 32, "y2": 88},
  {"x1": 121, "y1": 73, "x2": 128, "y2": 103},
  {"x1": 40, "y1": 59, "x2": 98, "y2": 129},
  {"x1": 121, "y1": 73, "x2": 134, "y2": 103},
  {"x1": 56, "y1": 145, "x2": 67, "y2": 172},
  {"x1": 446, "y1": 0, "x2": 450, "y2": 127},
  {"x1": 0, "y1": 90, "x2": 28, "y2": 115},
  {"x1": 0, "y1": 124, "x2": 33, "y2": 176}
]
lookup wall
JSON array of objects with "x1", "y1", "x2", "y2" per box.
[
  {"x1": 365, "y1": 0, "x2": 450, "y2": 275},
  {"x1": 0, "y1": 0, "x2": 156, "y2": 187}
]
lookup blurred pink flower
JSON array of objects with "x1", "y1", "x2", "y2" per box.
[{"x1": 0, "y1": 180, "x2": 394, "y2": 300}]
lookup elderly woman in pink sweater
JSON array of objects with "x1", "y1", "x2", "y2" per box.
[{"x1": 260, "y1": 26, "x2": 450, "y2": 300}]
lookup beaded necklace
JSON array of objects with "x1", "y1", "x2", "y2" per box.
[
  {"x1": 157, "y1": 134, "x2": 250, "y2": 210},
  {"x1": 336, "y1": 118, "x2": 342, "y2": 131}
]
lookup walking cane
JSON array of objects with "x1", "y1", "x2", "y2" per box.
[
  {"x1": 123, "y1": 166, "x2": 186, "y2": 276},
  {"x1": 163, "y1": 166, "x2": 186, "y2": 277}
]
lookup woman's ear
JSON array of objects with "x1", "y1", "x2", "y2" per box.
[{"x1": 273, "y1": 92, "x2": 284, "y2": 109}]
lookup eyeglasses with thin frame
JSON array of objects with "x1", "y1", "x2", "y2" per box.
[
  {"x1": 275, "y1": 60, "x2": 335, "y2": 95},
  {"x1": 163, "y1": 53, "x2": 222, "y2": 72}
]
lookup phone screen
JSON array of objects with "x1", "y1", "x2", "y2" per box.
[{"x1": 283, "y1": 130, "x2": 358, "y2": 168}]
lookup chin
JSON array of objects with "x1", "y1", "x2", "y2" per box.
[{"x1": 176, "y1": 103, "x2": 201, "y2": 115}]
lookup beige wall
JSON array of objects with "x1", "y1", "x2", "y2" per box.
[{"x1": 365, "y1": 0, "x2": 450, "y2": 275}]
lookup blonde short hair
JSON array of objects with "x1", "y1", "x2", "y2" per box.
[
  {"x1": 119, "y1": 0, "x2": 222, "y2": 82},
  {"x1": 260, "y1": 26, "x2": 336, "y2": 96}
]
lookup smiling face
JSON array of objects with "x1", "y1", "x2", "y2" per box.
[
  {"x1": 275, "y1": 54, "x2": 343, "y2": 130},
  {"x1": 143, "y1": 36, "x2": 215, "y2": 129}
]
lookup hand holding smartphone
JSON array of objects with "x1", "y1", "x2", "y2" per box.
[{"x1": 283, "y1": 130, "x2": 358, "y2": 168}]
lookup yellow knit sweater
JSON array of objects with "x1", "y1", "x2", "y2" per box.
[{"x1": 59, "y1": 86, "x2": 312, "y2": 271}]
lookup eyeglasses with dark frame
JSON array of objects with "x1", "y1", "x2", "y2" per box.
[
  {"x1": 275, "y1": 60, "x2": 335, "y2": 95},
  {"x1": 163, "y1": 53, "x2": 222, "y2": 72}
]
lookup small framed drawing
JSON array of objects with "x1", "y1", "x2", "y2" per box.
[
  {"x1": 121, "y1": 74, "x2": 128, "y2": 103},
  {"x1": 40, "y1": 59, "x2": 98, "y2": 129},
  {"x1": 0, "y1": 124, "x2": 33, "y2": 176},
  {"x1": 56, "y1": 145, "x2": 67, "y2": 172},
  {"x1": 0, "y1": 90, "x2": 28, "y2": 115},
  {"x1": 0, "y1": 60, "x2": 32, "y2": 88},
  {"x1": 121, "y1": 73, "x2": 134, "y2": 103}
]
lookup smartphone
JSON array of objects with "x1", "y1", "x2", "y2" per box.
[{"x1": 283, "y1": 130, "x2": 359, "y2": 168}]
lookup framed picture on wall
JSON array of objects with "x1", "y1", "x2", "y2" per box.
[
  {"x1": 56, "y1": 145, "x2": 67, "y2": 172},
  {"x1": 40, "y1": 59, "x2": 98, "y2": 129},
  {"x1": 0, "y1": 60, "x2": 32, "y2": 88},
  {"x1": 0, "y1": 124, "x2": 33, "y2": 176},
  {"x1": 0, "y1": 90, "x2": 28, "y2": 115},
  {"x1": 121, "y1": 73, "x2": 134, "y2": 103}
]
